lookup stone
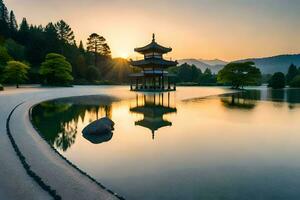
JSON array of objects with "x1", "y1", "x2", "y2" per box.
[{"x1": 82, "y1": 117, "x2": 115, "y2": 135}]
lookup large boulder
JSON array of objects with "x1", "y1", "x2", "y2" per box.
[
  {"x1": 82, "y1": 117, "x2": 115, "y2": 135},
  {"x1": 83, "y1": 132, "x2": 113, "y2": 144}
]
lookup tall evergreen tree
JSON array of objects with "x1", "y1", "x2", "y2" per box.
[
  {"x1": 0, "y1": 0, "x2": 9, "y2": 37},
  {"x1": 79, "y1": 40, "x2": 85, "y2": 53},
  {"x1": 286, "y1": 64, "x2": 299, "y2": 85},
  {"x1": 55, "y1": 20, "x2": 75, "y2": 45},
  {"x1": 9, "y1": 11, "x2": 18, "y2": 35},
  {"x1": 44, "y1": 22, "x2": 60, "y2": 52},
  {"x1": 87, "y1": 33, "x2": 111, "y2": 67},
  {"x1": 18, "y1": 18, "x2": 29, "y2": 44}
]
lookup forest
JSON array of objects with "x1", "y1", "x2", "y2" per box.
[{"x1": 0, "y1": 0, "x2": 132, "y2": 86}]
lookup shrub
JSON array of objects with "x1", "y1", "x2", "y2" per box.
[
  {"x1": 289, "y1": 75, "x2": 300, "y2": 88},
  {"x1": 268, "y1": 72, "x2": 285, "y2": 89},
  {"x1": 3, "y1": 61, "x2": 30, "y2": 88},
  {"x1": 0, "y1": 84, "x2": 3, "y2": 91},
  {"x1": 40, "y1": 53, "x2": 73, "y2": 86}
]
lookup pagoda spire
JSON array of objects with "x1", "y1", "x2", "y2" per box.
[{"x1": 152, "y1": 33, "x2": 155, "y2": 42}]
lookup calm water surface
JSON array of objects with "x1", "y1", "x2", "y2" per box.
[{"x1": 32, "y1": 87, "x2": 300, "y2": 200}]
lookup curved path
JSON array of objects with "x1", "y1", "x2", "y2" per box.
[{"x1": 0, "y1": 85, "x2": 230, "y2": 199}]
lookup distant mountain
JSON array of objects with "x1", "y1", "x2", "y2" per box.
[
  {"x1": 198, "y1": 59, "x2": 228, "y2": 66},
  {"x1": 235, "y1": 54, "x2": 300, "y2": 74},
  {"x1": 177, "y1": 59, "x2": 224, "y2": 74},
  {"x1": 178, "y1": 54, "x2": 300, "y2": 74}
]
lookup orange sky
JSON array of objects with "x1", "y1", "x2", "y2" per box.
[{"x1": 5, "y1": 0, "x2": 300, "y2": 61}]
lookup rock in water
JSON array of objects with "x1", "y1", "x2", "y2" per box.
[{"x1": 82, "y1": 117, "x2": 115, "y2": 135}]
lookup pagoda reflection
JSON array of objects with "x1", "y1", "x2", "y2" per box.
[{"x1": 130, "y1": 92, "x2": 177, "y2": 139}]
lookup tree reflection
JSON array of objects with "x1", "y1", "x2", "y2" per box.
[
  {"x1": 221, "y1": 93, "x2": 257, "y2": 110},
  {"x1": 32, "y1": 96, "x2": 115, "y2": 151}
]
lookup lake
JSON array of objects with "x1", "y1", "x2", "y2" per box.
[{"x1": 32, "y1": 87, "x2": 300, "y2": 200}]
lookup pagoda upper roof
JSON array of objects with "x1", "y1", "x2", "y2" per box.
[
  {"x1": 135, "y1": 34, "x2": 172, "y2": 54},
  {"x1": 130, "y1": 58, "x2": 178, "y2": 68}
]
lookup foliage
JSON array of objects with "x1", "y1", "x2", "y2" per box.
[
  {"x1": 289, "y1": 75, "x2": 300, "y2": 88},
  {"x1": 3, "y1": 60, "x2": 30, "y2": 88},
  {"x1": 4, "y1": 38, "x2": 25, "y2": 61},
  {"x1": 217, "y1": 62, "x2": 262, "y2": 89},
  {"x1": 168, "y1": 63, "x2": 218, "y2": 85},
  {"x1": 0, "y1": 0, "x2": 9, "y2": 37},
  {"x1": 0, "y1": 45, "x2": 11, "y2": 80},
  {"x1": 0, "y1": 83, "x2": 3, "y2": 90},
  {"x1": 87, "y1": 33, "x2": 111, "y2": 67},
  {"x1": 40, "y1": 53, "x2": 73, "y2": 85},
  {"x1": 55, "y1": 20, "x2": 75, "y2": 45},
  {"x1": 86, "y1": 66, "x2": 100, "y2": 82},
  {"x1": 268, "y1": 72, "x2": 285, "y2": 89},
  {"x1": 286, "y1": 64, "x2": 299, "y2": 85}
]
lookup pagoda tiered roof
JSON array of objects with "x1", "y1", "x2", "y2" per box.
[
  {"x1": 130, "y1": 57, "x2": 178, "y2": 68},
  {"x1": 134, "y1": 34, "x2": 172, "y2": 54}
]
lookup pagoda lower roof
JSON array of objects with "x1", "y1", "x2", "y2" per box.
[
  {"x1": 130, "y1": 105, "x2": 177, "y2": 116},
  {"x1": 135, "y1": 41, "x2": 172, "y2": 54},
  {"x1": 135, "y1": 119, "x2": 172, "y2": 132},
  {"x1": 131, "y1": 58, "x2": 177, "y2": 68}
]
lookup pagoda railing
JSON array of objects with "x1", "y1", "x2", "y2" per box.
[{"x1": 130, "y1": 56, "x2": 175, "y2": 61}]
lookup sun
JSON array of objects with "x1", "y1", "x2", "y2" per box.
[{"x1": 119, "y1": 52, "x2": 129, "y2": 59}]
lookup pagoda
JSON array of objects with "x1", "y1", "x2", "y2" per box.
[{"x1": 130, "y1": 34, "x2": 178, "y2": 92}]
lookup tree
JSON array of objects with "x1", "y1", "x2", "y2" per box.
[
  {"x1": 78, "y1": 40, "x2": 85, "y2": 53},
  {"x1": 0, "y1": 0, "x2": 9, "y2": 37},
  {"x1": 18, "y1": 18, "x2": 29, "y2": 44},
  {"x1": 87, "y1": 33, "x2": 111, "y2": 67},
  {"x1": 44, "y1": 22, "x2": 60, "y2": 53},
  {"x1": 268, "y1": 72, "x2": 285, "y2": 89},
  {"x1": 0, "y1": 46, "x2": 11, "y2": 80},
  {"x1": 3, "y1": 61, "x2": 30, "y2": 88},
  {"x1": 218, "y1": 62, "x2": 261, "y2": 89},
  {"x1": 55, "y1": 20, "x2": 75, "y2": 45},
  {"x1": 40, "y1": 53, "x2": 73, "y2": 85},
  {"x1": 289, "y1": 75, "x2": 300, "y2": 88},
  {"x1": 286, "y1": 64, "x2": 299, "y2": 85},
  {"x1": 86, "y1": 66, "x2": 100, "y2": 82},
  {"x1": 9, "y1": 11, "x2": 18, "y2": 37},
  {"x1": 4, "y1": 39, "x2": 25, "y2": 61}
]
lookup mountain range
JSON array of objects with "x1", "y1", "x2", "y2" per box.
[{"x1": 178, "y1": 54, "x2": 300, "y2": 74}]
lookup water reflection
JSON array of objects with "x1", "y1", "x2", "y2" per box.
[
  {"x1": 32, "y1": 96, "x2": 116, "y2": 151},
  {"x1": 31, "y1": 88, "x2": 300, "y2": 200},
  {"x1": 220, "y1": 89, "x2": 300, "y2": 110},
  {"x1": 130, "y1": 93, "x2": 177, "y2": 139},
  {"x1": 221, "y1": 94, "x2": 257, "y2": 110},
  {"x1": 83, "y1": 132, "x2": 113, "y2": 144}
]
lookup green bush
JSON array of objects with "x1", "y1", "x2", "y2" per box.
[
  {"x1": 40, "y1": 53, "x2": 73, "y2": 86},
  {"x1": 3, "y1": 61, "x2": 30, "y2": 88},
  {"x1": 289, "y1": 75, "x2": 300, "y2": 88},
  {"x1": 268, "y1": 72, "x2": 285, "y2": 89},
  {"x1": 0, "y1": 84, "x2": 3, "y2": 91}
]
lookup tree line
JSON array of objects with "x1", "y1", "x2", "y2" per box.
[
  {"x1": 268, "y1": 64, "x2": 300, "y2": 89},
  {"x1": 0, "y1": 0, "x2": 132, "y2": 87}
]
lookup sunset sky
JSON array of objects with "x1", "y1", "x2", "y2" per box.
[{"x1": 5, "y1": 0, "x2": 300, "y2": 61}]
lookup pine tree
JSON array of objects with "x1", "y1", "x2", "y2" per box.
[
  {"x1": 79, "y1": 40, "x2": 85, "y2": 53},
  {"x1": 286, "y1": 64, "x2": 299, "y2": 85},
  {"x1": 9, "y1": 11, "x2": 18, "y2": 32},
  {"x1": 0, "y1": 0, "x2": 9, "y2": 37},
  {"x1": 87, "y1": 33, "x2": 111, "y2": 67},
  {"x1": 55, "y1": 20, "x2": 75, "y2": 45},
  {"x1": 18, "y1": 18, "x2": 29, "y2": 44}
]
